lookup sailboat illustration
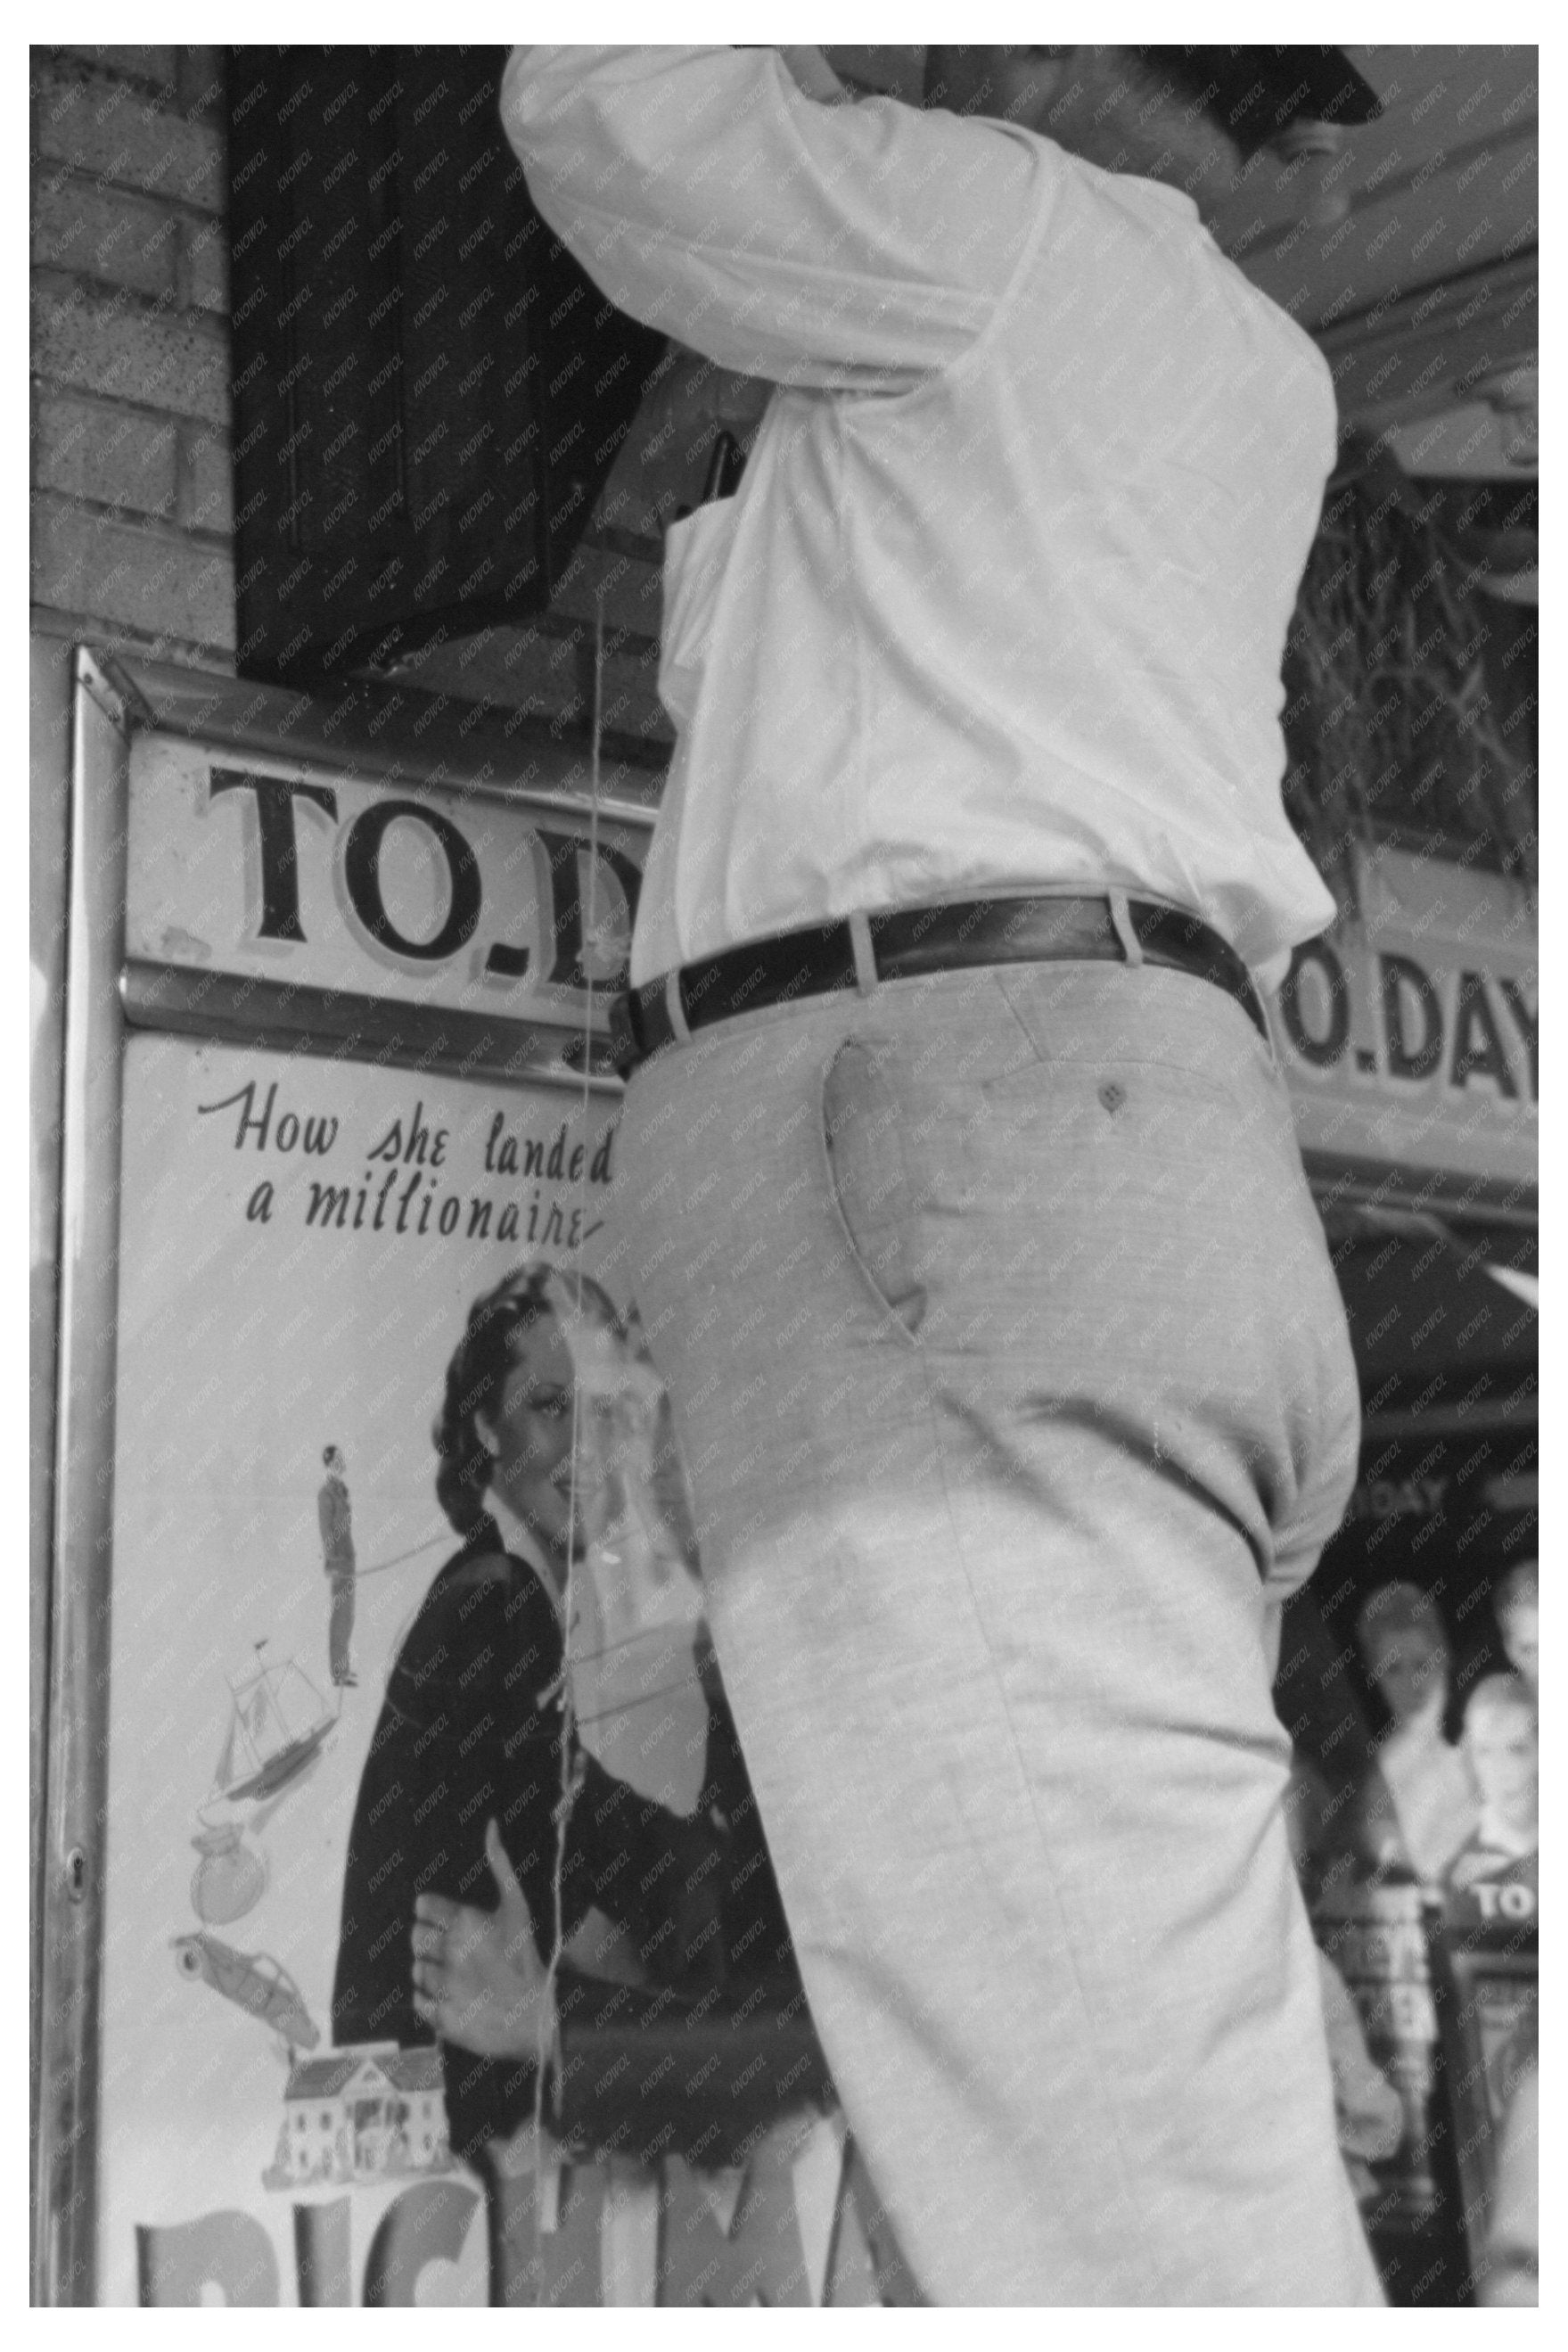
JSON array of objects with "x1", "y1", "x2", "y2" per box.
[{"x1": 210, "y1": 1641, "x2": 336, "y2": 1808}]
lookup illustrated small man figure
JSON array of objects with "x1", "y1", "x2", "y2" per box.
[{"x1": 319, "y1": 1444, "x2": 357, "y2": 1689}]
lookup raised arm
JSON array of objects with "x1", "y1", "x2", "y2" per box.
[{"x1": 500, "y1": 44, "x2": 1052, "y2": 389}]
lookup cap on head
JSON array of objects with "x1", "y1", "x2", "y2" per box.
[{"x1": 1136, "y1": 45, "x2": 1383, "y2": 157}]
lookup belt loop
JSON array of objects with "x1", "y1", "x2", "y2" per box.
[
  {"x1": 1107, "y1": 889, "x2": 1144, "y2": 966},
  {"x1": 662, "y1": 968, "x2": 693, "y2": 1045},
  {"x1": 848, "y1": 909, "x2": 879, "y2": 996},
  {"x1": 1252, "y1": 979, "x2": 1281, "y2": 1071}
]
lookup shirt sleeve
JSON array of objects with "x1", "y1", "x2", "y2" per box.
[{"x1": 500, "y1": 45, "x2": 1052, "y2": 389}]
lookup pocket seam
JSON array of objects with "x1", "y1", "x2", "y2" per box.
[
  {"x1": 818, "y1": 1038, "x2": 923, "y2": 1352},
  {"x1": 977, "y1": 1055, "x2": 1244, "y2": 1109},
  {"x1": 990, "y1": 964, "x2": 1273, "y2": 1097}
]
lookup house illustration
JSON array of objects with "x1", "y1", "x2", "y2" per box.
[{"x1": 265, "y1": 2042, "x2": 453, "y2": 2190}]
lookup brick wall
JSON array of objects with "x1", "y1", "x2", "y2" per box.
[
  {"x1": 30, "y1": 45, "x2": 237, "y2": 663},
  {"x1": 28, "y1": 42, "x2": 741, "y2": 758}
]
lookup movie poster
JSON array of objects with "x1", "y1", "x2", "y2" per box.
[{"x1": 96, "y1": 1032, "x2": 708, "y2": 2306}]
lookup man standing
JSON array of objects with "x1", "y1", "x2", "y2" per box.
[
  {"x1": 505, "y1": 45, "x2": 1384, "y2": 2302},
  {"x1": 318, "y1": 1443, "x2": 357, "y2": 1690}
]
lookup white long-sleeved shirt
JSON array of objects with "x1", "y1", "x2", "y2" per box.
[{"x1": 502, "y1": 46, "x2": 1341, "y2": 989}]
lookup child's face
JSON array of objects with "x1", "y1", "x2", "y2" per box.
[
  {"x1": 1500, "y1": 1602, "x2": 1539, "y2": 1693},
  {"x1": 1367, "y1": 1626, "x2": 1446, "y2": 1723},
  {"x1": 1466, "y1": 1714, "x2": 1538, "y2": 1822}
]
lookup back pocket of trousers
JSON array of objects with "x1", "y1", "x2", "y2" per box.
[{"x1": 820, "y1": 1036, "x2": 926, "y2": 1343}]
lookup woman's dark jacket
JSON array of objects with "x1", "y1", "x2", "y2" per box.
[{"x1": 332, "y1": 1529, "x2": 729, "y2": 2156}]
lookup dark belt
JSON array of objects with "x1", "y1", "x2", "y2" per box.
[{"x1": 612, "y1": 894, "x2": 1268, "y2": 1075}]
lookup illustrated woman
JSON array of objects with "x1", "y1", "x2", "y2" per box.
[{"x1": 332, "y1": 1263, "x2": 724, "y2": 2158}]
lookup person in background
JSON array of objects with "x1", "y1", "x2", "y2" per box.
[
  {"x1": 1492, "y1": 1558, "x2": 1539, "y2": 1700},
  {"x1": 1284, "y1": 1760, "x2": 1405, "y2": 2207},
  {"x1": 1353, "y1": 1582, "x2": 1476, "y2": 1885},
  {"x1": 1444, "y1": 1672, "x2": 1538, "y2": 1918}
]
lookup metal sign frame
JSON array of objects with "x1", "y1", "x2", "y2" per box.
[
  {"x1": 33, "y1": 644, "x2": 1539, "y2": 2299},
  {"x1": 35, "y1": 647, "x2": 652, "y2": 2305}
]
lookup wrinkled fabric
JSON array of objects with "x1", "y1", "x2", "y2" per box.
[
  {"x1": 612, "y1": 964, "x2": 1382, "y2": 2305},
  {"x1": 503, "y1": 45, "x2": 1338, "y2": 990}
]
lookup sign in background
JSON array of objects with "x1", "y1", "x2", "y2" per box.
[
  {"x1": 126, "y1": 729, "x2": 1539, "y2": 1204},
  {"x1": 1272, "y1": 845, "x2": 1536, "y2": 1197},
  {"x1": 97, "y1": 1035, "x2": 708, "y2": 2305},
  {"x1": 127, "y1": 730, "x2": 647, "y2": 1016},
  {"x1": 51, "y1": 661, "x2": 1539, "y2": 2302}
]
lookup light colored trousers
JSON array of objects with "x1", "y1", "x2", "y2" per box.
[{"x1": 610, "y1": 958, "x2": 1382, "y2": 2306}]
